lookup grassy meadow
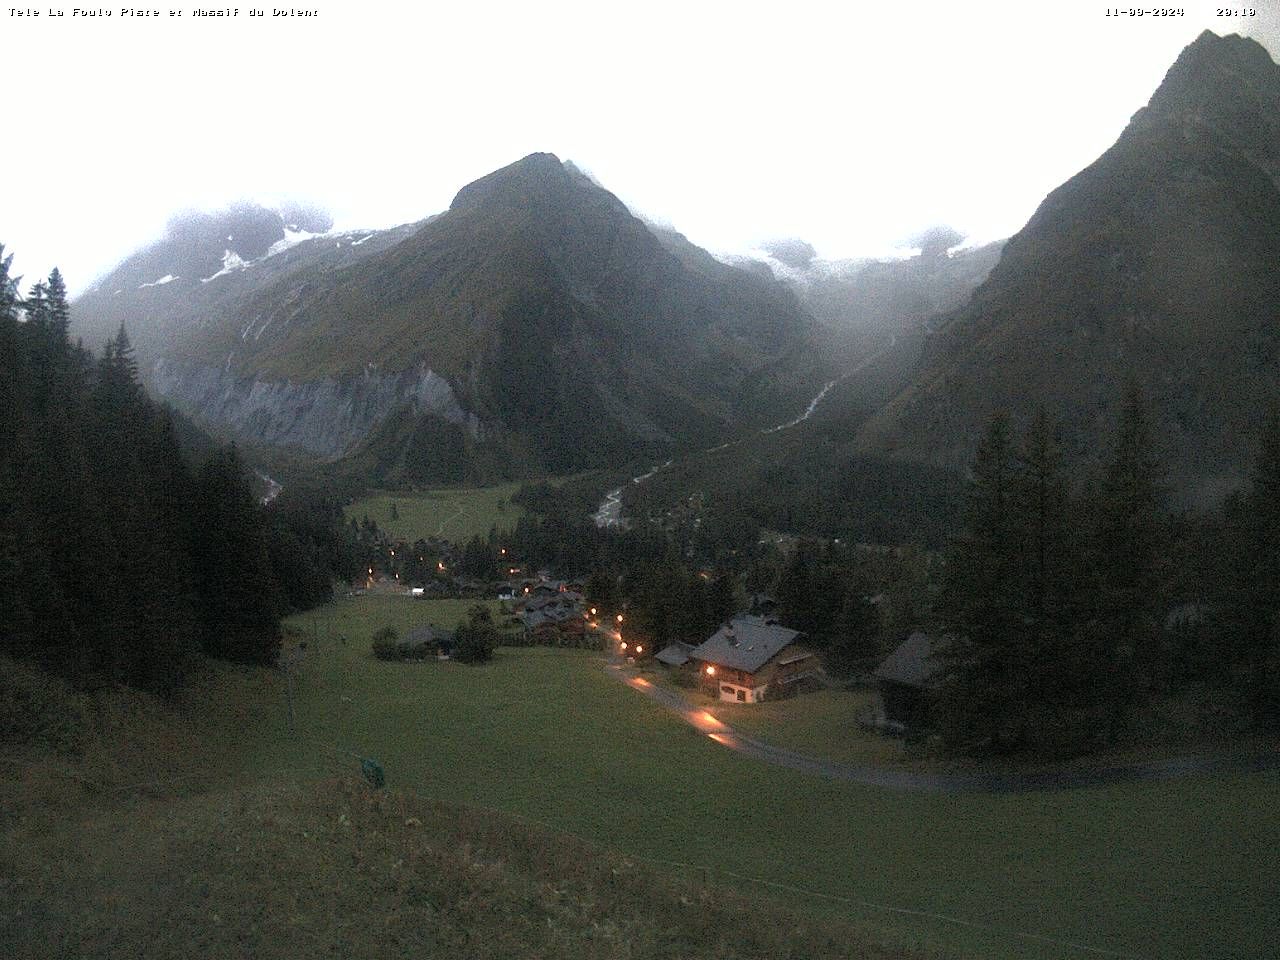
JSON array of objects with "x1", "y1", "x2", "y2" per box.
[
  {"x1": 262, "y1": 595, "x2": 1280, "y2": 960},
  {"x1": 346, "y1": 484, "x2": 526, "y2": 543}
]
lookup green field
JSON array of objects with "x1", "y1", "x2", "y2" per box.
[
  {"x1": 346, "y1": 484, "x2": 526, "y2": 543},
  {"x1": 251, "y1": 595, "x2": 1280, "y2": 960}
]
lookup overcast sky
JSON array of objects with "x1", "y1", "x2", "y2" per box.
[{"x1": 4, "y1": 2, "x2": 1277, "y2": 292}]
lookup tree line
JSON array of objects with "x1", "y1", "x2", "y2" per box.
[
  {"x1": 0, "y1": 246, "x2": 355, "y2": 694},
  {"x1": 934, "y1": 386, "x2": 1280, "y2": 756}
]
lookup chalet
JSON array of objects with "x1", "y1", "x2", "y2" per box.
[
  {"x1": 689, "y1": 616, "x2": 819, "y2": 703},
  {"x1": 518, "y1": 593, "x2": 557, "y2": 613},
  {"x1": 529, "y1": 580, "x2": 567, "y2": 599},
  {"x1": 405, "y1": 624, "x2": 456, "y2": 659},
  {"x1": 404, "y1": 624, "x2": 436, "y2": 654},
  {"x1": 874, "y1": 631, "x2": 944, "y2": 730},
  {"x1": 517, "y1": 604, "x2": 586, "y2": 642},
  {"x1": 516, "y1": 592, "x2": 578, "y2": 616},
  {"x1": 452, "y1": 576, "x2": 488, "y2": 596}
]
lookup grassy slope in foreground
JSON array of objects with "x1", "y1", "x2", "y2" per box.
[
  {"x1": 1, "y1": 777, "x2": 916, "y2": 960},
  {"x1": 345, "y1": 484, "x2": 526, "y2": 543},
  {"x1": 6, "y1": 596, "x2": 1278, "y2": 960},
  {"x1": 273, "y1": 596, "x2": 1279, "y2": 960}
]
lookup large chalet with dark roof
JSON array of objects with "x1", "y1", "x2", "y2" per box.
[
  {"x1": 512, "y1": 580, "x2": 587, "y2": 642},
  {"x1": 688, "y1": 615, "x2": 819, "y2": 703}
]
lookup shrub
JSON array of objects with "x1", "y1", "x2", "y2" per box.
[
  {"x1": 671, "y1": 667, "x2": 700, "y2": 689},
  {"x1": 371, "y1": 626, "x2": 401, "y2": 661},
  {"x1": 453, "y1": 624, "x2": 495, "y2": 664},
  {"x1": 453, "y1": 607, "x2": 498, "y2": 664}
]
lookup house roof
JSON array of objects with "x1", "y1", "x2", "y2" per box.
[
  {"x1": 406, "y1": 624, "x2": 453, "y2": 647},
  {"x1": 655, "y1": 641, "x2": 695, "y2": 666},
  {"x1": 874, "y1": 631, "x2": 943, "y2": 689},
  {"x1": 690, "y1": 616, "x2": 802, "y2": 674},
  {"x1": 519, "y1": 609, "x2": 552, "y2": 628}
]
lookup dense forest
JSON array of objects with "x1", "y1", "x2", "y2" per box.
[
  {"x1": 0, "y1": 245, "x2": 355, "y2": 694},
  {"x1": 933, "y1": 390, "x2": 1280, "y2": 755}
]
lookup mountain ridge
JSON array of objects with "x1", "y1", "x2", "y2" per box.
[
  {"x1": 73, "y1": 154, "x2": 828, "y2": 481},
  {"x1": 858, "y1": 30, "x2": 1280, "y2": 503}
]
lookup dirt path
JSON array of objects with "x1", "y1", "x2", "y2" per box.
[
  {"x1": 607, "y1": 665, "x2": 1280, "y2": 794},
  {"x1": 433, "y1": 504, "x2": 468, "y2": 538}
]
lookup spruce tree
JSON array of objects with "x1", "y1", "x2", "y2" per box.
[
  {"x1": 0, "y1": 245, "x2": 18, "y2": 319},
  {"x1": 1010, "y1": 410, "x2": 1097, "y2": 754},
  {"x1": 23, "y1": 280, "x2": 48, "y2": 329},
  {"x1": 190, "y1": 446, "x2": 281, "y2": 665},
  {"x1": 1236, "y1": 412, "x2": 1280, "y2": 726},
  {"x1": 45, "y1": 267, "x2": 70, "y2": 341},
  {"x1": 1092, "y1": 381, "x2": 1165, "y2": 718},
  {"x1": 937, "y1": 412, "x2": 1027, "y2": 752}
]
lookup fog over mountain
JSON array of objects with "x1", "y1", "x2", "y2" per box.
[{"x1": 8, "y1": 5, "x2": 1278, "y2": 295}]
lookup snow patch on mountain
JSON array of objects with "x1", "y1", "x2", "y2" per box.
[
  {"x1": 264, "y1": 226, "x2": 327, "y2": 259},
  {"x1": 202, "y1": 249, "x2": 249, "y2": 283},
  {"x1": 139, "y1": 274, "x2": 177, "y2": 288}
]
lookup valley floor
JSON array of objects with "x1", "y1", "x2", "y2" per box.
[{"x1": 4, "y1": 594, "x2": 1279, "y2": 960}]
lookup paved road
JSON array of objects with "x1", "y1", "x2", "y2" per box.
[{"x1": 606, "y1": 664, "x2": 1280, "y2": 794}]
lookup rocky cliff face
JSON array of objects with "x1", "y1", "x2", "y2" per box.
[{"x1": 150, "y1": 359, "x2": 476, "y2": 458}]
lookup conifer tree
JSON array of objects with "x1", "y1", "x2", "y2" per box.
[
  {"x1": 937, "y1": 412, "x2": 1027, "y2": 752},
  {"x1": 102, "y1": 322, "x2": 141, "y2": 396},
  {"x1": 1016, "y1": 410, "x2": 1067, "y2": 624},
  {"x1": 190, "y1": 446, "x2": 281, "y2": 665},
  {"x1": 45, "y1": 267, "x2": 70, "y2": 341},
  {"x1": 0, "y1": 245, "x2": 18, "y2": 319},
  {"x1": 23, "y1": 280, "x2": 48, "y2": 328},
  {"x1": 1230, "y1": 411, "x2": 1280, "y2": 726},
  {"x1": 1092, "y1": 381, "x2": 1165, "y2": 711}
]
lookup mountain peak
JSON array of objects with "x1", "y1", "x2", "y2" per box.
[
  {"x1": 860, "y1": 28, "x2": 1280, "y2": 503},
  {"x1": 449, "y1": 152, "x2": 573, "y2": 212},
  {"x1": 1178, "y1": 29, "x2": 1275, "y2": 70},
  {"x1": 1168, "y1": 30, "x2": 1279, "y2": 89},
  {"x1": 1138, "y1": 31, "x2": 1280, "y2": 126}
]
